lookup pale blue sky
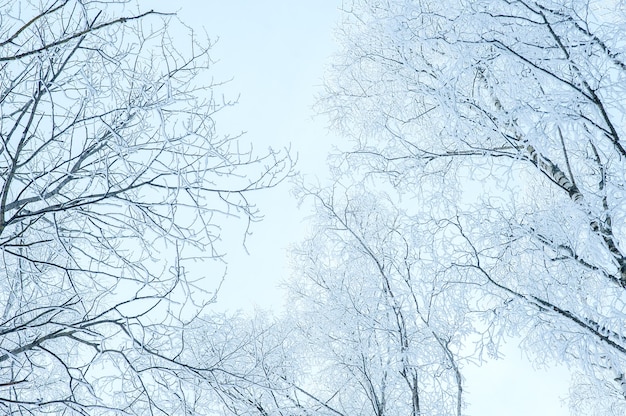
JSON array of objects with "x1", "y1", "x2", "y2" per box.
[{"x1": 147, "y1": 0, "x2": 341, "y2": 312}]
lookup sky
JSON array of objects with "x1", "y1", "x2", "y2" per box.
[
  {"x1": 145, "y1": 1, "x2": 571, "y2": 415},
  {"x1": 147, "y1": 0, "x2": 339, "y2": 312}
]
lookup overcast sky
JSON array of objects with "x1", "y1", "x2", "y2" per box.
[{"x1": 145, "y1": 2, "x2": 570, "y2": 415}]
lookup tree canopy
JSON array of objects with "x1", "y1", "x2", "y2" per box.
[
  {"x1": 313, "y1": 0, "x2": 626, "y2": 413},
  {"x1": 0, "y1": 0, "x2": 289, "y2": 413}
]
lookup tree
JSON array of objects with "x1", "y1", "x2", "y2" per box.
[
  {"x1": 0, "y1": 0, "x2": 290, "y2": 413},
  {"x1": 199, "y1": 183, "x2": 471, "y2": 416},
  {"x1": 182, "y1": 312, "x2": 316, "y2": 416},
  {"x1": 287, "y1": 184, "x2": 468, "y2": 416},
  {"x1": 318, "y1": 0, "x2": 626, "y2": 412},
  {"x1": 191, "y1": 183, "x2": 470, "y2": 416}
]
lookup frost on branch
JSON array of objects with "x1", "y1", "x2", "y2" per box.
[
  {"x1": 318, "y1": 0, "x2": 626, "y2": 412},
  {"x1": 0, "y1": 0, "x2": 291, "y2": 414}
]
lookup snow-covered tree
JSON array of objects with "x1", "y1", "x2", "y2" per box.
[
  {"x1": 287, "y1": 184, "x2": 468, "y2": 416},
  {"x1": 317, "y1": 0, "x2": 626, "y2": 411},
  {"x1": 209, "y1": 183, "x2": 471, "y2": 416},
  {"x1": 0, "y1": 1, "x2": 290, "y2": 413}
]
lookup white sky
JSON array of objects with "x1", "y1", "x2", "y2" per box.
[{"x1": 144, "y1": 1, "x2": 571, "y2": 415}]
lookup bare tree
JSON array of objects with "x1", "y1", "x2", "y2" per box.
[
  {"x1": 203, "y1": 183, "x2": 470, "y2": 416},
  {"x1": 182, "y1": 312, "x2": 319, "y2": 416},
  {"x1": 319, "y1": 0, "x2": 626, "y2": 412},
  {"x1": 0, "y1": 0, "x2": 290, "y2": 413},
  {"x1": 286, "y1": 184, "x2": 468, "y2": 416}
]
